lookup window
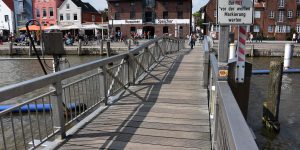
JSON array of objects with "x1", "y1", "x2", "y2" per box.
[
  {"x1": 287, "y1": 11, "x2": 293, "y2": 18},
  {"x1": 49, "y1": 7, "x2": 53, "y2": 17},
  {"x1": 60, "y1": 14, "x2": 63, "y2": 20},
  {"x1": 253, "y1": 25, "x2": 260, "y2": 32},
  {"x1": 130, "y1": 2, "x2": 135, "y2": 6},
  {"x1": 92, "y1": 15, "x2": 95, "y2": 22},
  {"x1": 4, "y1": 15, "x2": 9, "y2": 22},
  {"x1": 214, "y1": 10, "x2": 217, "y2": 17},
  {"x1": 66, "y1": 13, "x2": 70, "y2": 20},
  {"x1": 297, "y1": 25, "x2": 300, "y2": 33},
  {"x1": 278, "y1": 11, "x2": 284, "y2": 22},
  {"x1": 254, "y1": 11, "x2": 261, "y2": 18},
  {"x1": 163, "y1": 26, "x2": 168, "y2": 34},
  {"x1": 66, "y1": 4, "x2": 70, "y2": 9},
  {"x1": 42, "y1": 8, "x2": 47, "y2": 18},
  {"x1": 36, "y1": 9, "x2": 40, "y2": 18},
  {"x1": 279, "y1": 0, "x2": 284, "y2": 7},
  {"x1": 286, "y1": 25, "x2": 291, "y2": 33},
  {"x1": 177, "y1": 0, "x2": 183, "y2": 5},
  {"x1": 18, "y1": 1, "x2": 24, "y2": 12},
  {"x1": 177, "y1": 11, "x2": 183, "y2": 19},
  {"x1": 163, "y1": 11, "x2": 168, "y2": 19},
  {"x1": 297, "y1": 10, "x2": 300, "y2": 17},
  {"x1": 130, "y1": 27, "x2": 136, "y2": 32},
  {"x1": 163, "y1": 0, "x2": 168, "y2": 6},
  {"x1": 269, "y1": 11, "x2": 274, "y2": 18},
  {"x1": 115, "y1": 12, "x2": 120, "y2": 20},
  {"x1": 268, "y1": 26, "x2": 273, "y2": 32},
  {"x1": 130, "y1": 11, "x2": 135, "y2": 19},
  {"x1": 44, "y1": 24, "x2": 47, "y2": 26},
  {"x1": 275, "y1": 25, "x2": 287, "y2": 33},
  {"x1": 144, "y1": 0, "x2": 155, "y2": 8},
  {"x1": 73, "y1": 13, "x2": 77, "y2": 20},
  {"x1": 115, "y1": 2, "x2": 119, "y2": 7},
  {"x1": 297, "y1": 0, "x2": 300, "y2": 3}
]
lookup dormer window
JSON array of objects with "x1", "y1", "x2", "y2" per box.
[{"x1": 66, "y1": 4, "x2": 70, "y2": 9}]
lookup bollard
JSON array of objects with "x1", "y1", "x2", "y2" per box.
[
  {"x1": 284, "y1": 43, "x2": 293, "y2": 69},
  {"x1": 29, "y1": 43, "x2": 32, "y2": 56},
  {"x1": 100, "y1": 40, "x2": 104, "y2": 55},
  {"x1": 78, "y1": 39, "x2": 82, "y2": 55},
  {"x1": 128, "y1": 39, "x2": 131, "y2": 50},
  {"x1": 106, "y1": 41, "x2": 111, "y2": 57},
  {"x1": 250, "y1": 44, "x2": 254, "y2": 57},
  {"x1": 9, "y1": 41, "x2": 13, "y2": 55},
  {"x1": 229, "y1": 43, "x2": 236, "y2": 61}
]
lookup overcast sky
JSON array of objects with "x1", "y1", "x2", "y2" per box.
[{"x1": 82, "y1": 0, "x2": 209, "y2": 12}]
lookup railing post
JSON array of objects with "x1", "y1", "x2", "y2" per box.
[
  {"x1": 144, "y1": 46, "x2": 150, "y2": 69},
  {"x1": 51, "y1": 82, "x2": 66, "y2": 139},
  {"x1": 128, "y1": 39, "x2": 131, "y2": 50},
  {"x1": 106, "y1": 41, "x2": 111, "y2": 57},
  {"x1": 99, "y1": 67, "x2": 108, "y2": 105},
  {"x1": 100, "y1": 40, "x2": 104, "y2": 55}
]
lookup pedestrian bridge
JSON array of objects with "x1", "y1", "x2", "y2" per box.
[{"x1": 0, "y1": 36, "x2": 258, "y2": 149}]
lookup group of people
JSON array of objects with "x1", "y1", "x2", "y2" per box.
[
  {"x1": 248, "y1": 32, "x2": 263, "y2": 43},
  {"x1": 292, "y1": 32, "x2": 300, "y2": 43}
]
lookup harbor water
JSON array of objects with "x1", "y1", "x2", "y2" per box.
[{"x1": 0, "y1": 55, "x2": 299, "y2": 149}]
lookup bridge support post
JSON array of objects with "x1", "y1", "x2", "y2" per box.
[
  {"x1": 51, "y1": 82, "x2": 66, "y2": 139},
  {"x1": 262, "y1": 61, "x2": 283, "y2": 132}
]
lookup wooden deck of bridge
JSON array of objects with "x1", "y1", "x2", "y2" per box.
[{"x1": 56, "y1": 44, "x2": 211, "y2": 149}]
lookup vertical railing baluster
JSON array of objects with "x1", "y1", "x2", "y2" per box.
[
  {"x1": 48, "y1": 95, "x2": 55, "y2": 135},
  {"x1": 77, "y1": 83, "x2": 82, "y2": 114},
  {"x1": 63, "y1": 88, "x2": 69, "y2": 123},
  {"x1": 28, "y1": 104, "x2": 35, "y2": 147},
  {"x1": 72, "y1": 84, "x2": 77, "y2": 117},
  {"x1": 68, "y1": 86, "x2": 73, "y2": 120},
  {"x1": 0, "y1": 116, "x2": 7, "y2": 150},
  {"x1": 42, "y1": 98, "x2": 49, "y2": 138},
  {"x1": 19, "y1": 108, "x2": 27, "y2": 149},
  {"x1": 10, "y1": 112, "x2": 18, "y2": 150},
  {"x1": 84, "y1": 80, "x2": 89, "y2": 107},
  {"x1": 34, "y1": 101, "x2": 42, "y2": 142}
]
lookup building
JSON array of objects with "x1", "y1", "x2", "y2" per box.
[
  {"x1": 0, "y1": 0, "x2": 15, "y2": 36},
  {"x1": 107, "y1": 0, "x2": 192, "y2": 38},
  {"x1": 57, "y1": 0, "x2": 101, "y2": 27},
  {"x1": 204, "y1": 0, "x2": 300, "y2": 40},
  {"x1": 13, "y1": 0, "x2": 33, "y2": 29},
  {"x1": 32, "y1": 0, "x2": 64, "y2": 27}
]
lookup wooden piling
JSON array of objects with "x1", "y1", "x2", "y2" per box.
[
  {"x1": 100, "y1": 40, "x2": 104, "y2": 55},
  {"x1": 106, "y1": 41, "x2": 111, "y2": 57},
  {"x1": 262, "y1": 60, "x2": 283, "y2": 132},
  {"x1": 78, "y1": 39, "x2": 82, "y2": 55}
]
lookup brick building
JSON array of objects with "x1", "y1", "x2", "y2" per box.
[
  {"x1": 107, "y1": 0, "x2": 192, "y2": 38},
  {"x1": 204, "y1": 0, "x2": 300, "y2": 40}
]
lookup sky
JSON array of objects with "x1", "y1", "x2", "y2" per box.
[{"x1": 82, "y1": 0, "x2": 209, "y2": 13}]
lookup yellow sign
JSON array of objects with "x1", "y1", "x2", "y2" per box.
[{"x1": 219, "y1": 70, "x2": 228, "y2": 77}]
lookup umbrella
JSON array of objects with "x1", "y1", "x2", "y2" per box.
[
  {"x1": 19, "y1": 25, "x2": 44, "y2": 31},
  {"x1": 45, "y1": 25, "x2": 61, "y2": 30}
]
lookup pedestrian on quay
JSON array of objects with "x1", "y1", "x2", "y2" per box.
[
  {"x1": 292, "y1": 32, "x2": 297, "y2": 43},
  {"x1": 189, "y1": 33, "x2": 196, "y2": 49},
  {"x1": 249, "y1": 32, "x2": 253, "y2": 43}
]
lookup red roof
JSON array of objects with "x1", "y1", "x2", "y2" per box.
[{"x1": 3, "y1": 0, "x2": 14, "y2": 11}]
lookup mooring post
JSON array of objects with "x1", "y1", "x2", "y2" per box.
[
  {"x1": 100, "y1": 40, "x2": 104, "y2": 55},
  {"x1": 263, "y1": 61, "x2": 283, "y2": 132},
  {"x1": 106, "y1": 41, "x2": 111, "y2": 57},
  {"x1": 78, "y1": 39, "x2": 82, "y2": 55},
  {"x1": 128, "y1": 39, "x2": 131, "y2": 50},
  {"x1": 9, "y1": 41, "x2": 13, "y2": 55}
]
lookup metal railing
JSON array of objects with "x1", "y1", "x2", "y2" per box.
[
  {"x1": 0, "y1": 36, "x2": 185, "y2": 150},
  {"x1": 203, "y1": 36, "x2": 258, "y2": 150}
]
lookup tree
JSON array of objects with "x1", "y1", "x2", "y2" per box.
[{"x1": 193, "y1": 11, "x2": 203, "y2": 27}]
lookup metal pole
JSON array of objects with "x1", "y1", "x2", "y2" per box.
[{"x1": 218, "y1": 26, "x2": 229, "y2": 63}]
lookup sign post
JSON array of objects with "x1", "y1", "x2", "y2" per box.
[{"x1": 217, "y1": 0, "x2": 253, "y2": 83}]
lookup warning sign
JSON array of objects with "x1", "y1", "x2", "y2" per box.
[{"x1": 217, "y1": 0, "x2": 253, "y2": 25}]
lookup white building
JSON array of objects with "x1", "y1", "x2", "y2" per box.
[
  {"x1": 57, "y1": 0, "x2": 82, "y2": 27},
  {"x1": 0, "y1": 0, "x2": 14, "y2": 35}
]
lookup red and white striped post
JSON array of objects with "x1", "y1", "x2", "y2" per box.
[{"x1": 236, "y1": 25, "x2": 247, "y2": 83}]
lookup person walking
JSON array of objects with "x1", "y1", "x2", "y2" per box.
[
  {"x1": 249, "y1": 32, "x2": 253, "y2": 43},
  {"x1": 292, "y1": 32, "x2": 297, "y2": 43},
  {"x1": 189, "y1": 33, "x2": 196, "y2": 49}
]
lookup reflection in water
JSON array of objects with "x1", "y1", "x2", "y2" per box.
[{"x1": 247, "y1": 57, "x2": 300, "y2": 149}]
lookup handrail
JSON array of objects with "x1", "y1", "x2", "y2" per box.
[
  {"x1": 0, "y1": 36, "x2": 185, "y2": 150},
  {"x1": 203, "y1": 36, "x2": 258, "y2": 149}
]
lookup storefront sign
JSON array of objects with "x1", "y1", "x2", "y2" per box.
[
  {"x1": 125, "y1": 20, "x2": 141, "y2": 24},
  {"x1": 157, "y1": 19, "x2": 174, "y2": 24}
]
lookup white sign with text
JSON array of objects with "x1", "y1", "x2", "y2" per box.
[{"x1": 217, "y1": 0, "x2": 253, "y2": 25}]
